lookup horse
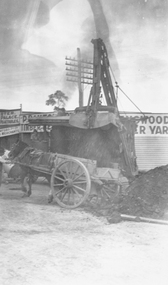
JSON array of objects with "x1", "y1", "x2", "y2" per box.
[{"x1": 9, "y1": 140, "x2": 57, "y2": 198}]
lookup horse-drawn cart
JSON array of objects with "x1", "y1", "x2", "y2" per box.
[{"x1": 10, "y1": 142, "x2": 126, "y2": 209}]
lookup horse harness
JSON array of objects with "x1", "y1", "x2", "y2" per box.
[{"x1": 16, "y1": 147, "x2": 57, "y2": 171}]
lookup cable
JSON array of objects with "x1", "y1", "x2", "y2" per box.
[
  {"x1": 118, "y1": 86, "x2": 146, "y2": 117},
  {"x1": 109, "y1": 60, "x2": 146, "y2": 117}
]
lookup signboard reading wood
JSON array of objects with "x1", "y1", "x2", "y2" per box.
[
  {"x1": 122, "y1": 113, "x2": 168, "y2": 136},
  {"x1": 0, "y1": 109, "x2": 21, "y2": 125}
]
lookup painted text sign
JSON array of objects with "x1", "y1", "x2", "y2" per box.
[
  {"x1": 122, "y1": 113, "x2": 168, "y2": 136},
  {"x1": 0, "y1": 126, "x2": 20, "y2": 137},
  {"x1": 0, "y1": 109, "x2": 21, "y2": 125}
]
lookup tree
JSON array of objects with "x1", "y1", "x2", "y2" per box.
[{"x1": 46, "y1": 90, "x2": 68, "y2": 111}]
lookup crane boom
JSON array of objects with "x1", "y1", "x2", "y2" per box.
[{"x1": 69, "y1": 38, "x2": 138, "y2": 176}]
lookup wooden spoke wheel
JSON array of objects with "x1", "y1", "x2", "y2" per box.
[
  {"x1": 100, "y1": 182, "x2": 121, "y2": 203},
  {"x1": 51, "y1": 158, "x2": 91, "y2": 209}
]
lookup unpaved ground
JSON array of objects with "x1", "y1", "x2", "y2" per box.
[{"x1": 1, "y1": 180, "x2": 168, "y2": 285}]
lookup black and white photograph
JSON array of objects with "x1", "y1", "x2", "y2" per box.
[{"x1": 0, "y1": 1, "x2": 168, "y2": 284}]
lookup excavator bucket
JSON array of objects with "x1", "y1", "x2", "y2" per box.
[{"x1": 69, "y1": 111, "x2": 121, "y2": 129}]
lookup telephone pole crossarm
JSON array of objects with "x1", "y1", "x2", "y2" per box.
[{"x1": 65, "y1": 49, "x2": 94, "y2": 106}]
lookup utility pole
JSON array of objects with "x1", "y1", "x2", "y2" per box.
[
  {"x1": 65, "y1": 49, "x2": 93, "y2": 107},
  {"x1": 77, "y1": 48, "x2": 83, "y2": 107}
]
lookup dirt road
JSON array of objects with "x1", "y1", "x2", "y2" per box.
[{"x1": 0, "y1": 180, "x2": 168, "y2": 285}]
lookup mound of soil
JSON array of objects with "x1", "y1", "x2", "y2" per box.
[
  {"x1": 86, "y1": 165, "x2": 168, "y2": 220},
  {"x1": 123, "y1": 165, "x2": 168, "y2": 218}
]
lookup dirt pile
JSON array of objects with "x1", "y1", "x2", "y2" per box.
[
  {"x1": 86, "y1": 165, "x2": 168, "y2": 220},
  {"x1": 122, "y1": 165, "x2": 168, "y2": 218}
]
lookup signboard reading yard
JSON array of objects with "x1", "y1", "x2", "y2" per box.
[{"x1": 122, "y1": 113, "x2": 168, "y2": 136}]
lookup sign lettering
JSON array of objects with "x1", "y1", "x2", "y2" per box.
[
  {"x1": 0, "y1": 126, "x2": 20, "y2": 137},
  {"x1": 121, "y1": 113, "x2": 168, "y2": 136},
  {"x1": 20, "y1": 112, "x2": 57, "y2": 124},
  {"x1": 0, "y1": 109, "x2": 21, "y2": 125}
]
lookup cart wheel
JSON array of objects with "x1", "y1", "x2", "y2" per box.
[{"x1": 51, "y1": 158, "x2": 91, "y2": 209}]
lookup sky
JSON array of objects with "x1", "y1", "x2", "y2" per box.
[{"x1": 0, "y1": 0, "x2": 168, "y2": 113}]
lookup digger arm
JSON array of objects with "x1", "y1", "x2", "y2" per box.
[{"x1": 91, "y1": 38, "x2": 118, "y2": 111}]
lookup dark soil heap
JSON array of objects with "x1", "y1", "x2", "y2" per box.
[
  {"x1": 86, "y1": 165, "x2": 168, "y2": 220},
  {"x1": 121, "y1": 165, "x2": 168, "y2": 218}
]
